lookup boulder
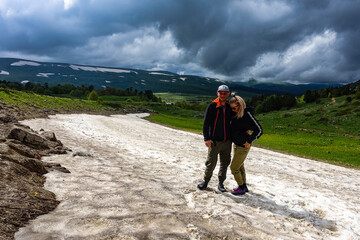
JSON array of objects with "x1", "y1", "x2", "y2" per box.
[
  {"x1": 73, "y1": 151, "x2": 93, "y2": 157},
  {"x1": 40, "y1": 131, "x2": 57, "y2": 142},
  {"x1": 7, "y1": 140, "x2": 42, "y2": 159},
  {"x1": 0, "y1": 114, "x2": 17, "y2": 123},
  {"x1": 8, "y1": 126, "x2": 50, "y2": 149},
  {"x1": 44, "y1": 162, "x2": 71, "y2": 173},
  {"x1": 2, "y1": 155, "x2": 48, "y2": 175}
]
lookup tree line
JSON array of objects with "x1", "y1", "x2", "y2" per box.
[
  {"x1": 0, "y1": 80, "x2": 160, "y2": 102},
  {"x1": 249, "y1": 80, "x2": 360, "y2": 113},
  {"x1": 301, "y1": 83, "x2": 360, "y2": 103},
  {"x1": 249, "y1": 93, "x2": 297, "y2": 113}
]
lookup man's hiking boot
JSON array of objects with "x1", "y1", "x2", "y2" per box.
[
  {"x1": 197, "y1": 181, "x2": 208, "y2": 190},
  {"x1": 218, "y1": 182, "x2": 227, "y2": 192}
]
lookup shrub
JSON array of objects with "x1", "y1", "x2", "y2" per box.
[
  {"x1": 351, "y1": 100, "x2": 360, "y2": 106},
  {"x1": 318, "y1": 117, "x2": 329, "y2": 123},
  {"x1": 355, "y1": 91, "x2": 360, "y2": 100},
  {"x1": 282, "y1": 113, "x2": 292, "y2": 118},
  {"x1": 88, "y1": 90, "x2": 98, "y2": 101}
]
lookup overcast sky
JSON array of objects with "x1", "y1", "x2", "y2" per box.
[{"x1": 1, "y1": 0, "x2": 359, "y2": 83}]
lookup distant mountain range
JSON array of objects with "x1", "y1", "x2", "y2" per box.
[{"x1": 0, "y1": 58, "x2": 343, "y2": 97}]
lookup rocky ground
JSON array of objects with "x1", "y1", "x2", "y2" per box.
[{"x1": 0, "y1": 103, "x2": 73, "y2": 240}]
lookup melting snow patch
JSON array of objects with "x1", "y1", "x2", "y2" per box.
[
  {"x1": 21, "y1": 80, "x2": 29, "y2": 84},
  {"x1": 215, "y1": 79, "x2": 225, "y2": 83},
  {"x1": 17, "y1": 114, "x2": 360, "y2": 240},
  {"x1": 0, "y1": 70, "x2": 9, "y2": 75},
  {"x1": 105, "y1": 81, "x2": 111, "y2": 83},
  {"x1": 36, "y1": 73, "x2": 55, "y2": 78},
  {"x1": 180, "y1": 77, "x2": 186, "y2": 81},
  {"x1": 160, "y1": 79, "x2": 170, "y2": 82},
  {"x1": 149, "y1": 72, "x2": 174, "y2": 76},
  {"x1": 123, "y1": 113, "x2": 150, "y2": 118},
  {"x1": 70, "y1": 65, "x2": 133, "y2": 74},
  {"x1": 11, "y1": 61, "x2": 41, "y2": 66}
]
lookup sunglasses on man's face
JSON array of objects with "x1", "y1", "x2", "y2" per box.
[{"x1": 218, "y1": 92, "x2": 228, "y2": 95}]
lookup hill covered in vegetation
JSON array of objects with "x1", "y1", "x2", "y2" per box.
[
  {"x1": 0, "y1": 58, "x2": 266, "y2": 98},
  {"x1": 0, "y1": 57, "x2": 344, "y2": 97}
]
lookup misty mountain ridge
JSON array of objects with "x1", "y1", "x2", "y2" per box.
[{"x1": 0, "y1": 58, "x2": 344, "y2": 97}]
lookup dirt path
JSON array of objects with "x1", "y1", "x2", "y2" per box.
[{"x1": 15, "y1": 114, "x2": 360, "y2": 240}]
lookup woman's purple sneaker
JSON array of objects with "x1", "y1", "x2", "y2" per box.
[
  {"x1": 231, "y1": 186, "x2": 246, "y2": 195},
  {"x1": 233, "y1": 184, "x2": 249, "y2": 192}
]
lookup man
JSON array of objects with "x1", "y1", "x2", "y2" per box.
[{"x1": 197, "y1": 85, "x2": 232, "y2": 192}]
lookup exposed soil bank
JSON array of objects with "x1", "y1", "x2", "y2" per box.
[
  {"x1": 14, "y1": 114, "x2": 360, "y2": 240},
  {"x1": 0, "y1": 104, "x2": 70, "y2": 240},
  {"x1": 0, "y1": 101, "x2": 133, "y2": 240}
]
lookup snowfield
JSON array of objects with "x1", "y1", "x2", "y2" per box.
[
  {"x1": 69, "y1": 65, "x2": 135, "y2": 74},
  {"x1": 10, "y1": 61, "x2": 41, "y2": 66},
  {"x1": 149, "y1": 72, "x2": 175, "y2": 76},
  {"x1": 17, "y1": 114, "x2": 360, "y2": 240},
  {"x1": 36, "y1": 73, "x2": 55, "y2": 77}
]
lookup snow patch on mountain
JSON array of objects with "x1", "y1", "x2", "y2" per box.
[
  {"x1": 215, "y1": 78, "x2": 225, "y2": 83},
  {"x1": 11, "y1": 61, "x2": 41, "y2": 66},
  {"x1": 149, "y1": 72, "x2": 174, "y2": 76},
  {"x1": 0, "y1": 70, "x2": 10, "y2": 75},
  {"x1": 70, "y1": 65, "x2": 134, "y2": 74},
  {"x1": 36, "y1": 73, "x2": 55, "y2": 78}
]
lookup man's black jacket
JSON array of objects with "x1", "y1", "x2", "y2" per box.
[{"x1": 203, "y1": 98, "x2": 232, "y2": 142}]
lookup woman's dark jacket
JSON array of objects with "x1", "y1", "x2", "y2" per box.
[
  {"x1": 231, "y1": 107, "x2": 263, "y2": 147},
  {"x1": 203, "y1": 98, "x2": 232, "y2": 142}
]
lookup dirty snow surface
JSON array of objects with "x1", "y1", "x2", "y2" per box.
[{"x1": 17, "y1": 114, "x2": 360, "y2": 240}]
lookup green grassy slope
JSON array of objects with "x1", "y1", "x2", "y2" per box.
[
  {"x1": 0, "y1": 88, "x2": 114, "y2": 113},
  {"x1": 147, "y1": 95, "x2": 360, "y2": 168},
  {"x1": 255, "y1": 96, "x2": 360, "y2": 167}
]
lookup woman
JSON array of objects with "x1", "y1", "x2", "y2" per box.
[{"x1": 229, "y1": 93, "x2": 263, "y2": 195}]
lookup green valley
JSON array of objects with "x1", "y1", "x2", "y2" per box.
[{"x1": 1, "y1": 85, "x2": 359, "y2": 169}]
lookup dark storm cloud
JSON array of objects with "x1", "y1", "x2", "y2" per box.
[{"x1": 1, "y1": 0, "x2": 359, "y2": 83}]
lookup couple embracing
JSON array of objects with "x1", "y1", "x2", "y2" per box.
[{"x1": 197, "y1": 85, "x2": 263, "y2": 195}]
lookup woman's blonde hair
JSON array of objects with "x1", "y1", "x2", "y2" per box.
[{"x1": 229, "y1": 92, "x2": 246, "y2": 119}]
